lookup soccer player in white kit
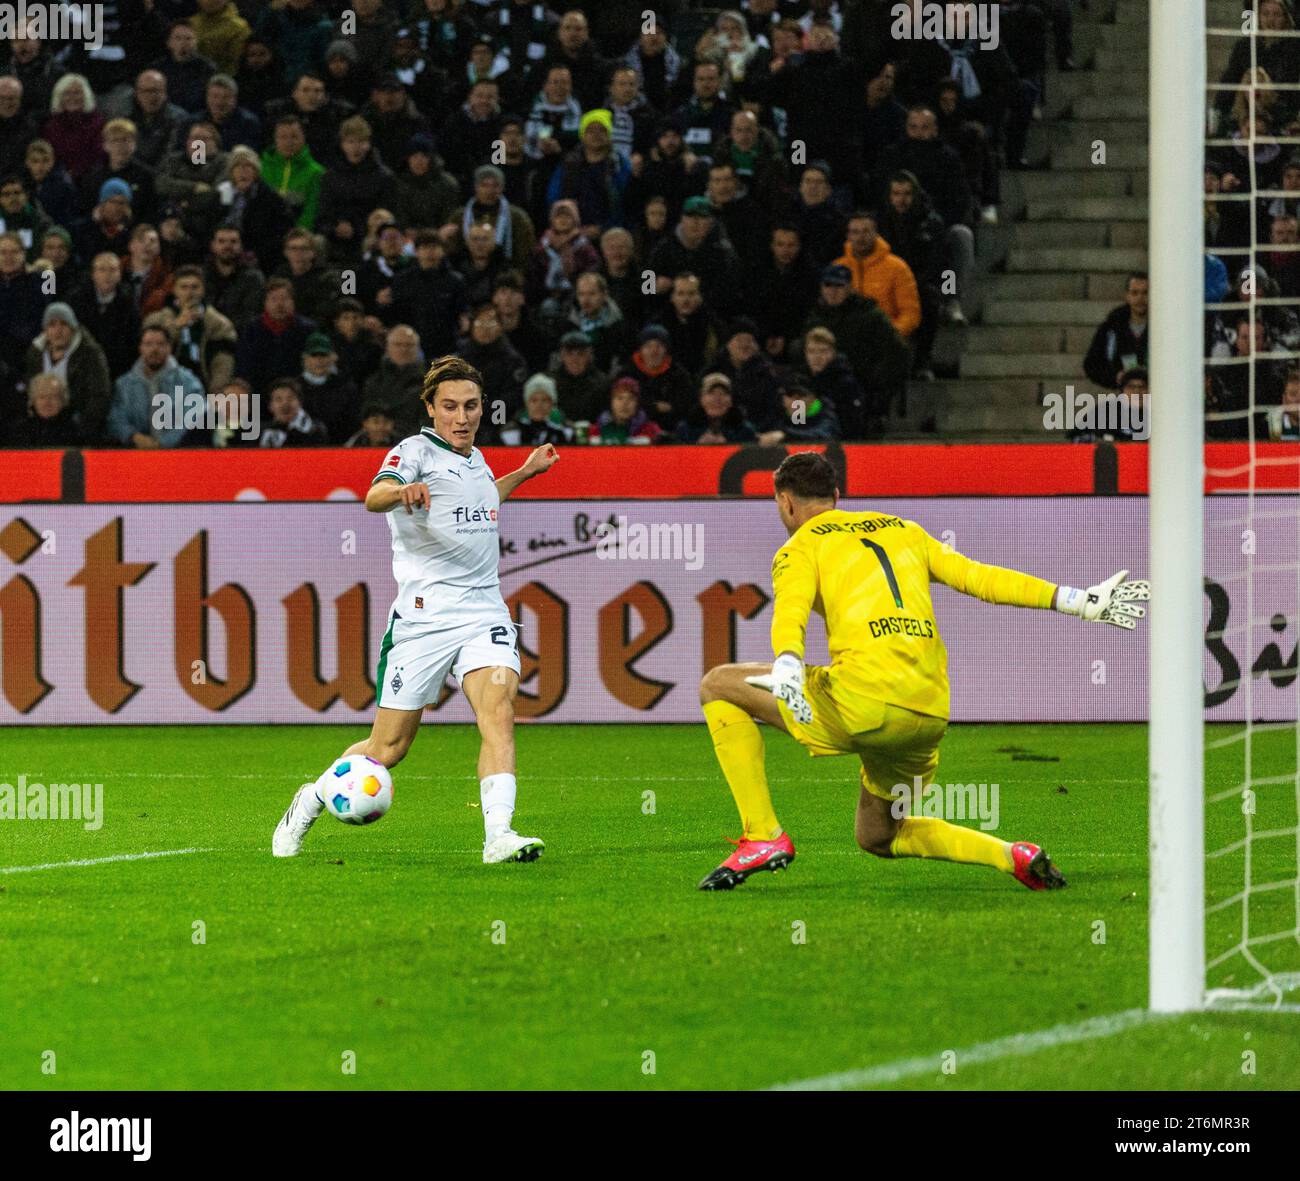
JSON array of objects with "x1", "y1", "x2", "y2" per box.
[{"x1": 272, "y1": 355, "x2": 559, "y2": 863}]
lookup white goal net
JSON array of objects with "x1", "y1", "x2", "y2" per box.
[{"x1": 1201, "y1": 0, "x2": 1300, "y2": 1010}]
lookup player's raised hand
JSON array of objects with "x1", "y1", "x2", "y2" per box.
[
  {"x1": 1055, "y1": 569, "x2": 1150, "y2": 630},
  {"x1": 523, "y1": 443, "x2": 559, "y2": 478},
  {"x1": 745, "y1": 653, "x2": 814, "y2": 724},
  {"x1": 399, "y1": 482, "x2": 431, "y2": 514}
]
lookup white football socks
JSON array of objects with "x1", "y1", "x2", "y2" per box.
[
  {"x1": 480, "y1": 773, "x2": 517, "y2": 840},
  {"x1": 300, "y1": 767, "x2": 332, "y2": 818}
]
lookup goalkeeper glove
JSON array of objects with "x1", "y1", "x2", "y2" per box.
[
  {"x1": 745, "y1": 653, "x2": 814, "y2": 724},
  {"x1": 1055, "y1": 569, "x2": 1150, "y2": 630}
]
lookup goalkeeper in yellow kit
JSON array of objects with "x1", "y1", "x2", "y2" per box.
[{"x1": 697, "y1": 452, "x2": 1149, "y2": 892}]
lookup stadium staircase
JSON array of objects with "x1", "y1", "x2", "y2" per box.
[{"x1": 919, "y1": 0, "x2": 1163, "y2": 440}]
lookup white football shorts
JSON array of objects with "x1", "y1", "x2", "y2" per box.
[{"x1": 375, "y1": 610, "x2": 521, "y2": 711}]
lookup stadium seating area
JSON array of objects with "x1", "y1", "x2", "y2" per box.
[
  {"x1": 1204, "y1": 0, "x2": 1300, "y2": 441},
  {"x1": 0, "y1": 0, "x2": 1084, "y2": 450}
]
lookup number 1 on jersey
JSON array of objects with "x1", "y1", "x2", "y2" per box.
[{"x1": 860, "y1": 539, "x2": 904, "y2": 608}]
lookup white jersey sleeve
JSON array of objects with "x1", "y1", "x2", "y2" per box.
[{"x1": 372, "y1": 438, "x2": 426, "y2": 487}]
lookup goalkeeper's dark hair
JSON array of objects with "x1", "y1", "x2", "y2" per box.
[
  {"x1": 773, "y1": 452, "x2": 838, "y2": 502},
  {"x1": 421, "y1": 355, "x2": 484, "y2": 405}
]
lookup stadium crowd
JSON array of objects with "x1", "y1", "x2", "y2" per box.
[
  {"x1": 1203, "y1": 0, "x2": 1300, "y2": 440},
  {"x1": 0, "y1": 0, "x2": 1066, "y2": 449}
]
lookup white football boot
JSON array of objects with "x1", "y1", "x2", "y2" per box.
[
  {"x1": 483, "y1": 831, "x2": 545, "y2": 864},
  {"x1": 272, "y1": 785, "x2": 322, "y2": 858}
]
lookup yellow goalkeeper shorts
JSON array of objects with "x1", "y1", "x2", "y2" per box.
[{"x1": 776, "y1": 665, "x2": 948, "y2": 800}]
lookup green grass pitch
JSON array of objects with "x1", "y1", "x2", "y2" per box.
[{"x1": 3, "y1": 722, "x2": 1297, "y2": 1090}]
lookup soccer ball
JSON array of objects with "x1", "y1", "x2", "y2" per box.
[{"x1": 322, "y1": 756, "x2": 393, "y2": 825}]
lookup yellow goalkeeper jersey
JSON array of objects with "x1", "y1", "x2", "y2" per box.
[{"x1": 769, "y1": 509, "x2": 1057, "y2": 720}]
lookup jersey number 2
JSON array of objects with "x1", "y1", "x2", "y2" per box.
[{"x1": 860, "y1": 540, "x2": 904, "y2": 608}]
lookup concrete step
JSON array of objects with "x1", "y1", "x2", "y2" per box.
[
  {"x1": 1006, "y1": 246, "x2": 1148, "y2": 273},
  {"x1": 1038, "y1": 85, "x2": 1076, "y2": 123},
  {"x1": 1074, "y1": 71, "x2": 1148, "y2": 97},
  {"x1": 1010, "y1": 169, "x2": 1144, "y2": 199},
  {"x1": 1050, "y1": 72, "x2": 1096, "y2": 101},
  {"x1": 1072, "y1": 95, "x2": 1149, "y2": 121},
  {"x1": 1043, "y1": 118, "x2": 1148, "y2": 143},
  {"x1": 982, "y1": 272, "x2": 1089, "y2": 301},
  {"x1": 960, "y1": 352, "x2": 1087, "y2": 379},
  {"x1": 1062, "y1": 324, "x2": 1102, "y2": 354},
  {"x1": 929, "y1": 378, "x2": 1044, "y2": 405},
  {"x1": 1114, "y1": 4, "x2": 1152, "y2": 24},
  {"x1": 984, "y1": 298, "x2": 1118, "y2": 326},
  {"x1": 1050, "y1": 139, "x2": 1149, "y2": 168},
  {"x1": 1087, "y1": 274, "x2": 1131, "y2": 301},
  {"x1": 963, "y1": 324, "x2": 1100, "y2": 354},
  {"x1": 1094, "y1": 47, "x2": 1151, "y2": 73},
  {"x1": 967, "y1": 270, "x2": 1128, "y2": 301},
  {"x1": 1097, "y1": 24, "x2": 1149, "y2": 48},
  {"x1": 1011, "y1": 221, "x2": 1110, "y2": 248},
  {"x1": 1025, "y1": 196, "x2": 1149, "y2": 220},
  {"x1": 963, "y1": 325, "x2": 1066, "y2": 353},
  {"x1": 1008, "y1": 227, "x2": 1144, "y2": 252},
  {"x1": 981, "y1": 272, "x2": 1131, "y2": 304},
  {"x1": 1110, "y1": 222, "x2": 1148, "y2": 248},
  {"x1": 937, "y1": 401, "x2": 1050, "y2": 435}
]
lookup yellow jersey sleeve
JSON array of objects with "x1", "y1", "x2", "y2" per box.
[
  {"x1": 770, "y1": 537, "x2": 819, "y2": 659},
  {"x1": 923, "y1": 528, "x2": 1056, "y2": 609}
]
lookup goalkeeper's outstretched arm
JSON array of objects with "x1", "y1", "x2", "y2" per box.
[{"x1": 924, "y1": 531, "x2": 1149, "y2": 630}]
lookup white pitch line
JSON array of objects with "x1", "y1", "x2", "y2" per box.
[
  {"x1": 767, "y1": 1008, "x2": 1159, "y2": 1090},
  {"x1": 0, "y1": 847, "x2": 214, "y2": 875}
]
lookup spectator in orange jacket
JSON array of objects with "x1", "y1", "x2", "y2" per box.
[{"x1": 834, "y1": 210, "x2": 922, "y2": 340}]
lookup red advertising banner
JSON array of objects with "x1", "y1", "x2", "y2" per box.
[
  {"x1": 1120, "y1": 444, "x2": 1300, "y2": 493},
  {"x1": 3, "y1": 450, "x2": 62, "y2": 502},
  {"x1": 3, "y1": 443, "x2": 1297, "y2": 504},
  {"x1": 74, "y1": 443, "x2": 1100, "y2": 502}
]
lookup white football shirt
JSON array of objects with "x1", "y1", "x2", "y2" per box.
[{"x1": 371, "y1": 427, "x2": 504, "y2": 623}]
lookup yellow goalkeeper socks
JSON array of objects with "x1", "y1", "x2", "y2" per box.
[
  {"x1": 889, "y1": 817, "x2": 1013, "y2": 871},
  {"x1": 702, "y1": 700, "x2": 782, "y2": 841}
]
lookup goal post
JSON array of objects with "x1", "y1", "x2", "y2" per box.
[{"x1": 1148, "y1": 0, "x2": 1207, "y2": 1013}]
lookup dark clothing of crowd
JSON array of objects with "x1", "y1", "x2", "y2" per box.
[{"x1": 0, "y1": 0, "x2": 1055, "y2": 449}]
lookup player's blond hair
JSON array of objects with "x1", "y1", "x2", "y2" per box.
[{"x1": 421, "y1": 355, "x2": 484, "y2": 406}]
